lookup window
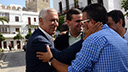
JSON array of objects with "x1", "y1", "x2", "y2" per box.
[
  {"x1": 0, "y1": 12, "x2": 9, "y2": 21},
  {"x1": 28, "y1": 17, "x2": 31, "y2": 25},
  {"x1": 15, "y1": 16, "x2": 19, "y2": 22},
  {"x1": 88, "y1": 0, "x2": 91, "y2": 5},
  {"x1": 65, "y1": 0, "x2": 69, "y2": 10},
  {"x1": 46, "y1": 0, "x2": 48, "y2": 2},
  {"x1": 16, "y1": 28, "x2": 19, "y2": 32},
  {"x1": 59, "y1": 1, "x2": 62, "y2": 13},
  {"x1": 34, "y1": 18, "x2": 36, "y2": 22},
  {"x1": 0, "y1": 26, "x2": 9, "y2": 33},
  {"x1": 74, "y1": 0, "x2": 78, "y2": 8},
  {"x1": 98, "y1": 0, "x2": 103, "y2": 5}
]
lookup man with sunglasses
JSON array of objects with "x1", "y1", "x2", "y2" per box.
[
  {"x1": 54, "y1": 8, "x2": 84, "y2": 51},
  {"x1": 37, "y1": 3, "x2": 128, "y2": 72}
]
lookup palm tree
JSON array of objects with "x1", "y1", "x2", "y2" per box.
[
  {"x1": 0, "y1": 16, "x2": 8, "y2": 44},
  {"x1": 0, "y1": 16, "x2": 9, "y2": 25},
  {"x1": 0, "y1": 32, "x2": 5, "y2": 42}
]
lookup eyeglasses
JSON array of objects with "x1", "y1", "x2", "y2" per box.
[{"x1": 81, "y1": 19, "x2": 90, "y2": 23}]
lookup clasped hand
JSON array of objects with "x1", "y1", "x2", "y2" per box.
[{"x1": 36, "y1": 45, "x2": 53, "y2": 62}]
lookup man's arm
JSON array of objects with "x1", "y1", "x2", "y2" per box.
[
  {"x1": 37, "y1": 45, "x2": 69, "y2": 72},
  {"x1": 51, "y1": 58, "x2": 68, "y2": 72}
]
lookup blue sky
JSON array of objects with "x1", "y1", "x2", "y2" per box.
[{"x1": 0, "y1": 0, "x2": 53, "y2": 7}]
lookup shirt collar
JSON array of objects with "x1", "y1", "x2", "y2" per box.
[
  {"x1": 102, "y1": 24, "x2": 109, "y2": 29},
  {"x1": 38, "y1": 27, "x2": 53, "y2": 40},
  {"x1": 123, "y1": 28, "x2": 128, "y2": 38},
  {"x1": 68, "y1": 31, "x2": 82, "y2": 38}
]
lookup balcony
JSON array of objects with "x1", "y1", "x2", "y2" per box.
[{"x1": 58, "y1": 2, "x2": 84, "y2": 15}]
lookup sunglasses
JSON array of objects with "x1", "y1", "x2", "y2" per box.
[{"x1": 81, "y1": 19, "x2": 90, "y2": 23}]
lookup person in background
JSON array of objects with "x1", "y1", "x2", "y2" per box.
[
  {"x1": 26, "y1": 7, "x2": 103, "y2": 72},
  {"x1": 8, "y1": 43, "x2": 12, "y2": 51},
  {"x1": 107, "y1": 10, "x2": 128, "y2": 41},
  {"x1": 57, "y1": 22, "x2": 69, "y2": 37},
  {"x1": 60, "y1": 22, "x2": 69, "y2": 33},
  {"x1": 37, "y1": 3, "x2": 128, "y2": 72},
  {"x1": 54, "y1": 8, "x2": 83, "y2": 51}
]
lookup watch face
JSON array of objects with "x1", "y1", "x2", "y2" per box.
[{"x1": 48, "y1": 62, "x2": 51, "y2": 66}]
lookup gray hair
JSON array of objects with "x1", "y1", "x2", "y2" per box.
[{"x1": 39, "y1": 8, "x2": 57, "y2": 20}]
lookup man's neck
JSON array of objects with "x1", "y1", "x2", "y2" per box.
[
  {"x1": 69, "y1": 31, "x2": 80, "y2": 38},
  {"x1": 119, "y1": 28, "x2": 126, "y2": 37}
]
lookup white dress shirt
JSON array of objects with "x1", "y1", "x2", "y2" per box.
[{"x1": 38, "y1": 27, "x2": 54, "y2": 47}]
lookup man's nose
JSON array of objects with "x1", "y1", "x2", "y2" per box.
[
  {"x1": 54, "y1": 20, "x2": 58, "y2": 26},
  {"x1": 79, "y1": 22, "x2": 83, "y2": 26}
]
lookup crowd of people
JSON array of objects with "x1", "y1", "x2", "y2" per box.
[{"x1": 25, "y1": 3, "x2": 128, "y2": 72}]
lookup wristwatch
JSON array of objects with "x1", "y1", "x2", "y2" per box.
[{"x1": 48, "y1": 57, "x2": 54, "y2": 66}]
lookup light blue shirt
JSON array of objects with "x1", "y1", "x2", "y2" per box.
[
  {"x1": 124, "y1": 29, "x2": 128, "y2": 42},
  {"x1": 68, "y1": 24, "x2": 128, "y2": 72}
]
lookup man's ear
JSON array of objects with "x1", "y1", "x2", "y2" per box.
[
  {"x1": 66, "y1": 20, "x2": 71, "y2": 26},
  {"x1": 118, "y1": 19, "x2": 123, "y2": 26},
  {"x1": 90, "y1": 19, "x2": 96, "y2": 24},
  {"x1": 39, "y1": 18, "x2": 43, "y2": 22},
  {"x1": 39, "y1": 18, "x2": 43, "y2": 24}
]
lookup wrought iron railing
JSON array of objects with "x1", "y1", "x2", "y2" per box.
[{"x1": 58, "y1": 2, "x2": 84, "y2": 15}]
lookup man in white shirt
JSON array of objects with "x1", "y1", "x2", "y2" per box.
[{"x1": 54, "y1": 8, "x2": 83, "y2": 51}]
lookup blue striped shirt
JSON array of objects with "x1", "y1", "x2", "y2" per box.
[{"x1": 68, "y1": 24, "x2": 128, "y2": 72}]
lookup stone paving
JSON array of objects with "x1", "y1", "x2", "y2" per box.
[
  {"x1": 0, "y1": 49, "x2": 26, "y2": 72},
  {"x1": 1, "y1": 66, "x2": 25, "y2": 72}
]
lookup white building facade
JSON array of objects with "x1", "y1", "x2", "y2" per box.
[
  {"x1": 0, "y1": 4, "x2": 39, "y2": 50},
  {"x1": 53, "y1": 0, "x2": 128, "y2": 28},
  {"x1": 53, "y1": 0, "x2": 123, "y2": 13}
]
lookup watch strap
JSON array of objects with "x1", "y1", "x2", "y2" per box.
[
  {"x1": 48, "y1": 57, "x2": 54, "y2": 66},
  {"x1": 49, "y1": 57, "x2": 54, "y2": 62}
]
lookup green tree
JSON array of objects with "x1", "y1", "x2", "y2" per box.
[
  {"x1": 13, "y1": 32, "x2": 24, "y2": 41},
  {"x1": 25, "y1": 32, "x2": 32, "y2": 39},
  {"x1": 0, "y1": 32, "x2": 5, "y2": 42},
  {"x1": 58, "y1": 15, "x2": 65, "y2": 30},
  {"x1": 121, "y1": 0, "x2": 128, "y2": 16},
  {"x1": 0, "y1": 16, "x2": 8, "y2": 25},
  {"x1": 0, "y1": 16, "x2": 7, "y2": 45},
  {"x1": 0, "y1": 32, "x2": 5, "y2": 51}
]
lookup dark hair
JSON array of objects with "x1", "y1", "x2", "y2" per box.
[
  {"x1": 108, "y1": 10, "x2": 125, "y2": 27},
  {"x1": 66, "y1": 8, "x2": 82, "y2": 21},
  {"x1": 60, "y1": 23, "x2": 69, "y2": 32},
  {"x1": 82, "y1": 3, "x2": 108, "y2": 24}
]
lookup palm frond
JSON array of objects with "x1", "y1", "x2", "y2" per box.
[{"x1": 0, "y1": 16, "x2": 9, "y2": 25}]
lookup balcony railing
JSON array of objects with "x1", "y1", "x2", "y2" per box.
[{"x1": 58, "y1": 2, "x2": 84, "y2": 15}]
